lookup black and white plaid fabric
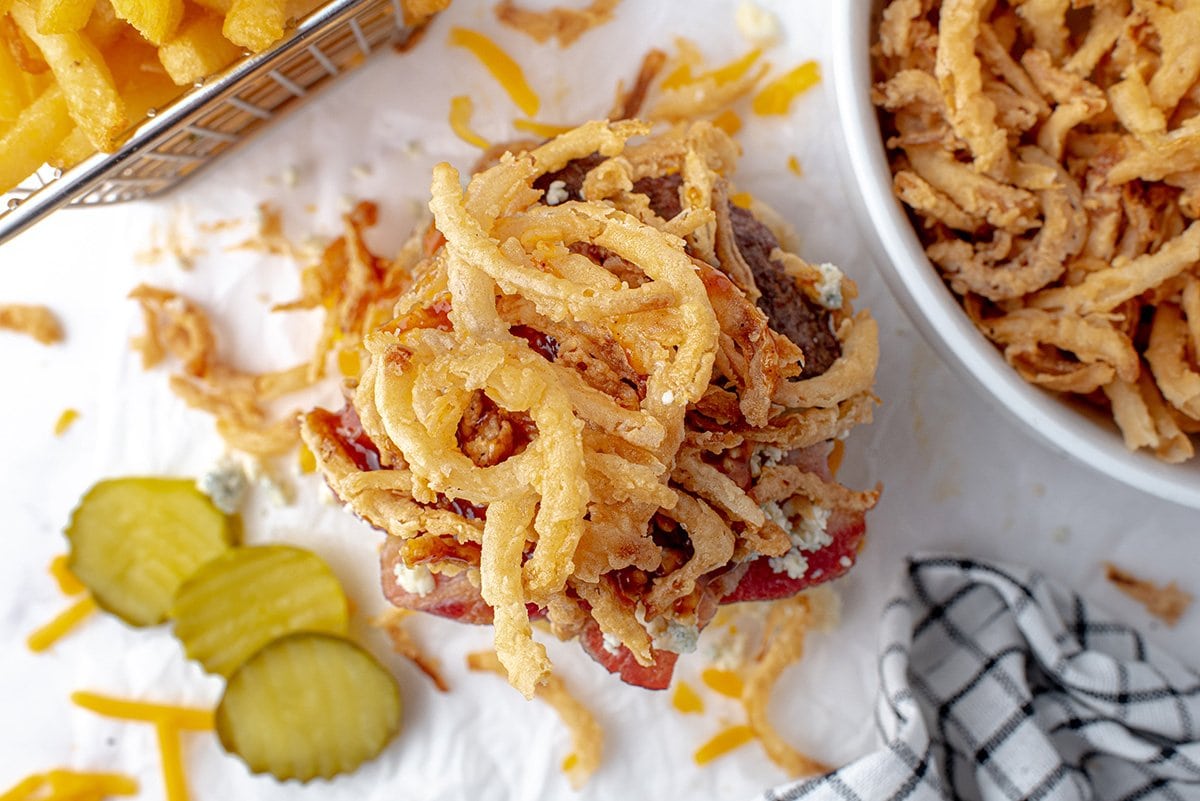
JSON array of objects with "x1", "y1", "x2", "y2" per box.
[{"x1": 764, "y1": 556, "x2": 1200, "y2": 801}]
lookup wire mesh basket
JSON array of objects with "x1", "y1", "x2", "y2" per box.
[{"x1": 0, "y1": 0, "x2": 415, "y2": 247}]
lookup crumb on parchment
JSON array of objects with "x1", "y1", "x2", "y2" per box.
[
  {"x1": 1104, "y1": 563, "x2": 1193, "y2": 627},
  {"x1": 0, "y1": 304, "x2": 63, "y2": 344}
]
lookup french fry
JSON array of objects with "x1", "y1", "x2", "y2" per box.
[
  {"x1": 83, "y1": 0, "x2": 124, "y2": 48},
  {"x1": 0, "y1": 83, "x2": 72, "y2": 190},
  {"x1": 48, "y1": 38, "x2": 177, "y2": 169},
  {"x1": 109, "y1": 0, "x2": 183, "y2": 45},
  {"x1": 36, "y1": 0, "x2": 97, "y2": 34},
  {"x1": 10, "y1": 1, "x2": 127, "y2": 151},
  {"x1": 223, "y1": 0, "x2": 286, "y2": 53},
  {"x1": 0, "y1": 31, "x2": 33, "y2": 123},
  {"x1": 188, "y1": 0, "x2": 230, "y2": 13},
  {"x1": 159, "y1": 9, "x2": 240, "y2": 86},
  {"x1": 48, "y1": 125, "x2": 92, "y2": 169},
  {"x1": 106, "y1": 35, "x2": 178, "y2": 113}
]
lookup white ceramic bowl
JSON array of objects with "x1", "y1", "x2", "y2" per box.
[{"x1": 831, "y1": 0, "x2": 1200, "y2": 510}]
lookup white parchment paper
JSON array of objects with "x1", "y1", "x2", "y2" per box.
[{"x1": 1, "y1": 1, "x2": 1198, "y2": 799}]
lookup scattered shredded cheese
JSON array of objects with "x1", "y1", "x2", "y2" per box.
[
  {"x1": 298, "y1": 441, "x2": 317, "y2": 474},
  {"x1": 729, "y1": 192, "x2": 754, "y2": 209},
  {"x1": 704, "y1": 48, "x2": 763, "y2": 86},
  {"x1": 712, "y1": 109, "x2": 743, "y2": 136},
  {"x1": 701, "y1": 668, "x2": 744, "y2": 699},
  {"x1": 448, "y1": 27, "x2": 540, "y2": 116},
  {"x1": 787, "y1": 154, "x2": 803, "y2": 176},
  {"x1": 48, "y1": 555, "x2": 85, "y2": 597},
  {"x1": 336, "y1": 347, "x2": 361, "y2": 379},
  {"x1": 70, "y1": 692, "x2": 214, "y2": 731},
  {"x1": 69, "y1": 692, "x2": 211, "y2": 801},
  {"x1": 672, "y1": 680, "x2": 705, "y2": 714},
  {"x1": 154, "y1": 723, "x2": 188, "y2": 801},
  {"x1": 513, "y1": 118, "x2": 575, "y2": 138},
  {"x1": 694, "y1": 725, "x2": 756, "y2": 765},
  {"x1": 53, "y1": 409, "x2": 79, "y2": 437},
  {"x1": 752, "y1": 60, "x2": 821, "y2": 116},
  {"x1": 0, "y1": 769, "x2": 138, "y2": 801},
  {"x1": 449, "y1": 95, "x2": 491, "y2": 150},
  {"x1": 26, "y1": 595, "x2": 96, "y2": 653}
]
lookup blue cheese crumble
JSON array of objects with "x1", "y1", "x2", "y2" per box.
[
  {"x1": 393, "y1": 562, "x2": 435, "y2": 597},
  {"x1": 766, "y1": 502, "x2": 833, "y2": 579},
  {"x1": 197, "y1": 457, "x2": 248, "y2": 515},
  {"x1": 814, "y1": 262, "x2": 844, "y2": 309},
  {"x1": 545, "y1": 180, "x2": 569, "y2": 206},
  {"x1": 768, "y1": 550, "x2": 809, "y2": 580}
]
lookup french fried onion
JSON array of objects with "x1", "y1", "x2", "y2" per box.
[
  {"x1": 875, "y1": 0, "x2": 1200, "y2": 461},
  {"x1": 302, "y1": 121, "x2": 879, "y2": 695}
]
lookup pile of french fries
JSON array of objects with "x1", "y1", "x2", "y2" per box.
[{"x1": 0, "y1": 0, "x2": 324, "y2": 194}]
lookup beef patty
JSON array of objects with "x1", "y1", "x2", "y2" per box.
[{"x1": 538, "y1": 159, "x2": 841, "y2": 377}]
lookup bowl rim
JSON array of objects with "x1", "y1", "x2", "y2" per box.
[{"x1": 830, "y1": 0, "x2": 1200, "y2": 510}]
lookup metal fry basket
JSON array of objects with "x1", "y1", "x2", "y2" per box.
[{"x1": 0, "y1": 0, "x2": 414, "y2": 247}]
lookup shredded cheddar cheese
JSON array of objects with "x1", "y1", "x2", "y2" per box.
[
  {"x1": 70, "y1": 692, "x2": 214, "y2": 731},
  {"x1": 704, "y1": 48, "x2": 763, "y2": 86},
  {"x1": 664, "y1": 47, "x2": 762, "y2": 90},
  {"x1": 513, "y1": 119, "x2": 576, "y2": 138},
  {"x1": 53, "y1": 409, "x2": 79, "y2": 437},
  {"x1": 561, "y1": 752, "x2": 579, "y2": 772},
  {"x1": 701, "y1": 668, "x2": 744, "y2": 698},
  {"x1": 660, "y1": 61, "x2": 694, "y2": 90},
  {"x1": 26, "y1": 596, "x2": 96, "y2": 653},
  {"x1": 694, "y1": 725, "x2": 756, "y2": 765},
  {"x1": 752, "y1": 60, "x2": 821, "y2": 116},
  {"x1": 729, "y1": 192, "x2": 754, "y2": 209},
  {"x1": 49, "y1": 556, "x2": 85, "y2": 596},
  {"x1": 449, "y1": 95, "x2": 491, "y2": 150},
  {"x1": 712, "y1": 109, "x2": 742, "y2": 136},
  {"x1": 0, "y1": 769, "x2": 138, "y2": 801},
  {"x1": 828, "y1": 439, "x2": 845, "y2": 475},
  {"x1": 336, "y1": 347, "x2": 361, "y2": 379},
  {"x1": 448, "y1": 27, "x2": 539, "y2": 116},
  {"x1": 70, "y1": 692, "x2": 211, "y2": 801},
  {"x1": 787, "y1": 154, "x2": 803, "y2": 176},
  {"x1": 671, "y1": 680, "x2": 705, "y2": 714},
  {"x1": 155, "y1": 723, "x2": 189, "y2": 801},
  {"x1": 298, "y1": 441, "x2": 317, "y2": 474}
]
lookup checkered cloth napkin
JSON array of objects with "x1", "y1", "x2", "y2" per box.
[{"x1": 765, "y1": 556, "x2": 1200, "y2": 801}]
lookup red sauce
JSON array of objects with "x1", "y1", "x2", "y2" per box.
[
  {"x1": 396, "y1": 295, "x2": 454, "y2": 334},
  {"x1": 331, "y1": 404, "x2": 382, "y2": 472},
  {"x1": 511, "y1": 325, "x2": 559, "y2": 361},
  {"x1": 439, "y1": 495, "x2": 488, "y2": 521}
]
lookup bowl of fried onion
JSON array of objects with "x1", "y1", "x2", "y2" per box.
[{"x1": 833, "y1": 0, "x2": 1200, "y2": 509}]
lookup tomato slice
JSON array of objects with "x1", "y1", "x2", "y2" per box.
[
  {"x1": 721, "y1": 507, "x2": 866, "y2": 604},
  {"x1": 577, "y1": 621, "x2": 679, "y2": 691}
]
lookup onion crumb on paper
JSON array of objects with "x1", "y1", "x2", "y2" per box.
[
  {"x1": 1104, "y1": 563, "x2": 1193, "y2": 627},
  {"x1": 494, "y1": 0, "x2": 621, "y2": 47},
  {"x1": 467, "y1": 650, "x2": 603, "y2": 790},
  {"x1": 0, "y1": 303, "x2": 63, "y2": 345},
  {"x1": 373, "y1": 608, "x2": 450, "y2": 692}
]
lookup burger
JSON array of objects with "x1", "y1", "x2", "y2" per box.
[{"x1": 301, "y1": 119, "x2": 879, "y2": 697}]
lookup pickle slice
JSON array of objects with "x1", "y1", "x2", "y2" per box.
[
  {"x1": 216, "y1": 633, "x2": 402, "y2": 781},
  {"x1": 172, "y1": 545, "x2": 350, "y2": 677},
  {"x1": 66, "y1": 477, "x2": 234, "y2": 627}
]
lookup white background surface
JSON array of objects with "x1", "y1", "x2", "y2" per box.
[{"x1": 1, "y1": 1, "x2": 1197, "y2": 799}]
